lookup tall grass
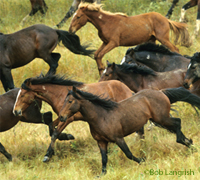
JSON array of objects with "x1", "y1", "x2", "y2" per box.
[{"x1": 1, "y1": 0, "x2": 200, "y2": 179}]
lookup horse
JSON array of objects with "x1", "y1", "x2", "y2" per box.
[
  {"x1": 12, "y1": 73, "x2": 134, "y2": 162},
  {"x1": 121, "y1": 42, "x2": 190, "y2": 72},
  {"x1": 0, "y1": 24, "x2": 94, "y2": 92},
  {"x1": 183, "y1": 52, "x2": 200, "y2": 96},
  {"x1": 58, "y1": 86, "x2": 200, "y2": 176},
  {"x1": 166, "y1": 0, "x2": 200, "y2": 36},
  {"x1": 21, "y1": 0, "x2": 48, "y2": 25},
  {"x1": 0, "y1": 88, "x2": 74, "y2": 161},
  {"x1": 56, "y1": 0, "x2": 101, "y2": 28},
  {"x1": 99, "y1": 61, "x2": 186, "y2": 93},
  {"x1": 69, "y1": 2, "x2": 191, "y2": 75}
]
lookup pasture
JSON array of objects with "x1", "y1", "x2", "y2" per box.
[{"x1": 1, "y1": 0, "x2": 200, "y2": 179}]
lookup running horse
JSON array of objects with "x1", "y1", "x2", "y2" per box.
[
  {"x1": 58, "y1": 86, "x2": 200, "y2": 176},
  {"x1": 69, "y1": 2, "x2": 191, "y2": 75},
  {"x1": 166, "y1": 0, "x2": 200, "y2": 36},
  {"x1": 0, "y1": 24, "x2": 94, "y2": 92},
  {"x1": 0, "y1": 88, "x2": 74, "y2": 161},
  {"x1": 121, "y1": 42, "x2": 190, "y2": 72},
  {"x1": 12, "y1": 73, "x2": 134, "y2": 162},
  {"x1": 99, "y1": 61, "x2": 186, "y2": 93}
]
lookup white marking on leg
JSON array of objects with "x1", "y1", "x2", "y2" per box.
[
  {"x1": 195, "y1": 19, "x2": 200, "y2": 36},
  {"x1": 179, "y1": 8, "x2": 186, "y2": 22}
]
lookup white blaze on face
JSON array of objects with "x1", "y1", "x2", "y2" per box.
[
  {"x1": 13, "y1": 89, "x2": 21, "y2": 114},
  {"x1": 187, "y1": 63, "x2": 191, "y2": 69},
  {"x1": 73, "y1": 12, "x2": 77, "y2": 18},
  {"x1": 102, "y1": 69, "x2": 106, "y2": 74},
  {"x1": 120, "y1": 57, "x2": 126, "y2": 64}
]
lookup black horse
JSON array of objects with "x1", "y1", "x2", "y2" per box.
[
  {"x1": 121, "y1": 42, "x2": 190, "y2": 72},
  {"x1": 166, "y1": 0, "x2": 200, "y2": 35},
  {"x1": 0, "y1": 24, "x2": 94, "y2": 92}
]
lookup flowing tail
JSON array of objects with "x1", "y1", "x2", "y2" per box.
[
  {"x1": 168, "y1": 20, "x2": 192, "y2": 47},
  {"x1": 162, "y1": 87, "x2": 200, "y2": 109},
  {"x1": 56, "y1": 30, "x2": 95, "y2": 58}
]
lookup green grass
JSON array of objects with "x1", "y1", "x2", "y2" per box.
[{"x1": 1, "y1": 0, "x2": 200, "y2": 179}]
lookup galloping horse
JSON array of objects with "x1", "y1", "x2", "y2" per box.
[
  {"x1": 99, "y1": 61, "x2": 186, "y2": 93},
  {"x1": 166, "y1": 0, "x2": 200, "y2": 35},
  {"x1": 59, "y1": 86, "x2": 200, "y2": 176},
  {"x1": 0, "y1": 88, "x2": 73, "y2": 161},
  {"x1": 121, "y1": 42, "x2": 190, "y2": 72},
  {"x1": 0, "y1": 24, "x2": 94, "y2": 92},
  {"x1": 13, "y1": 74, "x2": 133, "y2": 162},
  {"x1": 183, "y1": 52, "x2": 200, "y2": 96},
  {"x1": 69, "y1": 3, "x2": 191, "y2": 74}
]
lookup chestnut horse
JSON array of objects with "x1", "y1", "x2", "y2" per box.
[
  {"x1": 166, "y1": 0, "x2": 200, "y2": 35},
  {"x1": 99, "y1": 61, "x2": 186, "y2": 93},
  {"x1": 183, "y1": 52, "x2": 200, "y2": 96},
  {"x1": 0, "y1": 88, "x2": 73, "y2": 161},
  {"x1": 59, "y1": 86, "x2": 200, "y2": 176},
  {"x1": 121, "y1": 42, "x2": 190, "y2": 72},
  {"x1": 0, "y1": 24, "x2": 94, "y2": 92},
  {"x1": 69, "y1": 3, "x2": 191, "y2": 75},
  {"x1": 12, "y1": 74, "x2": 133, "y2": 162}
]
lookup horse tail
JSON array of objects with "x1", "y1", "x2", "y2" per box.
[
  {"x1": 55, "y1": 29, "x2": 95, "y2": 58},
  {"x1": 168, "y1": 20, "x2": 192, "y2": 47},
  {"x1": 162, "y1": 87, "x2": 200, "y2": 109}
]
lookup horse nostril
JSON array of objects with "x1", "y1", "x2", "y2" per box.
[
  {"x1": 60, "y1": 116, "x2": 66, "y2": 122},
  {"x1": 14, "y1": 110, "x2": 22, "y2": 116},
  {"x1": 183, "y1": 82, "x2": 189, "y2": 89}
]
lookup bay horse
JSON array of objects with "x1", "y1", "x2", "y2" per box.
[
  {"x1": 99, "y1": 61, "x2": 186, "y2": 93},
  {"x1": 69, "y1": 2, "x2": 191, "y2": 75},
  {"x1": 121, "y1": 42, "x2": 190, "y2": 72},
  {"x1": 12, "y1": 73, "x2": 134, "y2": 162},
  {"x1": 0, "y1": 24, "x2": 94, "y2": 92},
  {"x1": 59, "y1": 86, "x2": 200, "y2": 176},
  {"x1": 183, "y1": 52, "x2": 200, "y2": 96},
  {"x1": 166, "y1": 0, "x2": 200, "y2": 36},
  {"x1": 56, "y1": 0, "x2": 101, "y2": 28},
  {"x1": 0, "y1": 88, "x2": 73, "y2": 161},
  {"x1": 21, "y1": 0, "x2": 48, "y2": 25}
]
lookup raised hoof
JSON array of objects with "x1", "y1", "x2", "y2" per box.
[
  {"x1": 58, "y1": 133, "x2": 75, "y2": 141},
  {"x1": 139, "y1": 157, "x2": 146, "y2": 164},
  {"x1": 6, "y1": 153, "x2": 12, "y2": 161},
  {"x1": 43, "y1": 156, "x2": 50, "y2": 163}
]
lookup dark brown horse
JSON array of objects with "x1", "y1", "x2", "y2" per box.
[
  {"x1": 12, "y1": 74, "x2": 133, "y2": 162},
  {"x1": 0, "y1": 88, "x2": 73, "y2": 161},
  {"x1": 121, "y1": 42, "x2": 190, "y2": 72},
  {"x1": 69, "y1": 2, "x2": 191, "y2": 75},
  {"x1": 0, "y1": 24, "x2": 94, "y2": 92},
  {"x1": 166, "y1": 0, "x2": 200, "y2": 36},
  {"x1": 100, "y1": 61, "x2": 186, "y2": 93},
  {"x1": 183, "y1": 52, "x2": 200, "y2": 96},
  {"x1": 59, "y1": 86, "x2": 200, "y2": 176},
  {"x1": 56, "y1": 0, "x2": 101, "y2": 28}
]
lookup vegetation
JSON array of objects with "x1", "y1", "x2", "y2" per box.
[{"x1": 0, "y1": 0, "x2": 200, "y2": 179}]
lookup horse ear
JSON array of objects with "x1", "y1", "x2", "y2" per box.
[
  {"x1": 111, "y1": 62, "x2": 115, "y2": 70},
  {"x1": 106, "y1": 60, "x2": 111, "y2": 66},
  {"x1": 72, "y1": 86, "x2": 77, "y2": 93}
]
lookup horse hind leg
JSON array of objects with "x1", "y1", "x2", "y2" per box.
[
  {"x1": 0, "y1": 68, "x2": 15, "y2": 92},
  {"x1": 0, "y1": 143, "x2": 12, "y2": 161}
]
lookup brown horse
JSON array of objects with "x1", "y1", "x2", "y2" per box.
[
  {"x1": 12, "y1": 73, "x2": 133, "y2": 162},
  {"x1": 0, "y1": 88, "x2": 73, "y2": 161},
  {"x1": 99, "y1": 61, "x2": 186, "y2": 93},
  {"x1": 69, "y1": 2, "x2": 191, "y2": 75},
  {"x1": 0, "y1": 24, "x2": 94, "y2": 92},
  {"x1": 59, "y1": 86, "x2": 200, "y2": 176}
]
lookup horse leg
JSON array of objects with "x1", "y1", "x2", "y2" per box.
[
  {"x1": 0, "y1": 68, "x2": 15, "y2": 92},
  {"x1": 195, "y1": 1, "x2": 200, "y2": 36},
  {"x1": 179, "y1": 1, "x2": 197, "y2": 22},
  {"x1": 115, "y1": 138, "x2": 144, "y2": 163},
  {"x1": 136, "y1": 126, "x2": 145, "y2": 139},
  {"x1": 0, "y1": 143, "x2": 12, "y2": 161},
  {"x1": 166, "y1": 0, "x2": 179, "y2": 19},
  {"x1": 97, "y1": 141, "x2": 108, "y2": 177},
  {"x1": 39, "y1": 0, "x2": 48, "y2": 15}
]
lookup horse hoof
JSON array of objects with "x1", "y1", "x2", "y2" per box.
[
  {"x1": 7, "y1": 154, "x2": 12, "y2": 161},
  {"x1": 43, "y1": 156, "x2": 50, "y2": 162},
  {"x1": 67, "y1": 134, "x2": 75, "y2": 140},
  {"x1": 58, "y1": 133, "x2": 75, "y2": 141}
]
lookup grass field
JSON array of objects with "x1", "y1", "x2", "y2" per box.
[{"x1": 1, "y1": 0, "x2": 200, "y2": 179}]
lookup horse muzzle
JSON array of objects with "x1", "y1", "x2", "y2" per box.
[
  {"x1": 13, "y1": 109, "x2": 22, "y2": 116},
  {"x1": 59, "y1": 115, "x2": 67, "y2": 122}
]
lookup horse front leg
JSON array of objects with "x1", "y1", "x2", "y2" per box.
[
  {"x1": 166, "y1": 0, "x2": 179, "y2": 19},
  {"x1": 0, "y1": 143, "x2": 12, "y2": 161},
  {"x1": 0, "y1": 68, "x2": 15, "y2": 92},
  {"x1": 195, "y1": 2, "x2": 200, "y2": 36}
]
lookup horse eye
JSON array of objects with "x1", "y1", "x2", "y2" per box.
[
  {"x1": 105, "y1": 74, "x2": 109, "y2": 76},
  {"x1": 68, "y1": 100, "x2": 72, "y2": 103},
  {"x1": 77, "y1": 16, "x2": 80, "y2": 19}
]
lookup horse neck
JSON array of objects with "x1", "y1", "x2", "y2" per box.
[{"x1": 30, "y1": 84, "x2": 71, "y2": 114}]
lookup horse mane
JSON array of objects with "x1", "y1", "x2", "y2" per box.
[
  {"x1": 116, "y1": 63, "x2": 157, "y2": 76},
  {"x1": 21, "y1": 73, "x2": 84, "y2": 90},
  {"x1": 79, "y1": 2, "x2": 127, "y2": 17},
  {"x1": 69, "y1": 88, "x2": 118, "y2": 111},
  {"x1": 127, "y1": 43, "x2": 181, "y2": 56}
]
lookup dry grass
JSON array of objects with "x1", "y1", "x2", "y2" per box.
[{"x1": 1, "y1": 0, "x2": 200, "y2": 179}]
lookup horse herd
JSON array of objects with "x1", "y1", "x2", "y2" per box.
[{"x1": 1, "y1": 1, "x2": 200, "y2": 176}]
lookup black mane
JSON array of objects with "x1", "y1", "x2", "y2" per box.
[
  {"x1": 116, "y1": 63, "x2": 157, "y2": 76},
  {"x1": 126, "y1": 42, "x2": 181, "y2": 56},
  {"x1": 191, "y1": 52, "x2": 200, "y2": 63},
  {"x1": 69, "y1": 88, "x2": 118, "y2": 111},
  {"x1": 21, "y1": 73, "x2": 84, "y2": 90}
]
